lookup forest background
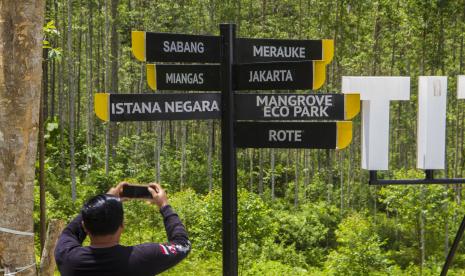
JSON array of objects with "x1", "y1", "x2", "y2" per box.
[{"x1": 34, "y1": 0, "x2": 465, "y2": 275}]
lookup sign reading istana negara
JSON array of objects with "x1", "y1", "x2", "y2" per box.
[
  {"x1": 235, "y1": 93, "x2": 359, "y2": 121},
  {"x1": 94, "y1": 93, "x2": 221, "y2": 122}
]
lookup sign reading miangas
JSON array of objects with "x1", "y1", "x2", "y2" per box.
[{"x1": 146, "y1": 64, "x2": 221, "y2": 91}]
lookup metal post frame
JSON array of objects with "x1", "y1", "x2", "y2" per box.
[
  {"x1": 369, "y1": 170, "x2": 465, "y2": 185},
  {"x1": 369, "y1": 169, "x2": 465, "y2": 274},
  {"x1": 441, "y1": 214, "x2": 465, "y2": 275},
  {"x1": 220, "y1": 23, "x2": 238, "y2": 276}
]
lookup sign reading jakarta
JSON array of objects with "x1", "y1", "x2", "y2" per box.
[
  {"x1": 234, "y1": 61, "x2": 325, "y2": 90},
  {"x1": 94, "y1": 93, "x2": 221, "y2": 122}
]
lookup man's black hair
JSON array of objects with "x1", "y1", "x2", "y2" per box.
[{"x1": 81, "y1": 194, "x2": 123, "y2": 236}]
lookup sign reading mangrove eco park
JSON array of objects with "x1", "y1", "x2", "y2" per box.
[{"x1": 94, "y1": 24, "x2": 361, "y2": 276}]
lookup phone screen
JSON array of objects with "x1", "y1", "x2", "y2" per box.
[{"x1": 121, "y1": 185, "x2": 152, "y2": 199}]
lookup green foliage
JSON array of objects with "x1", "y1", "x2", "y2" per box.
[{"x1": 325, "y1": 213, "x2": 391, "y2": 275}]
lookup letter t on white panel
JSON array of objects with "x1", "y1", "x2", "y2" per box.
[
  {"x1": 417, "y1": 77, "x2": 447, "y2": 169},
  {"x1": 458, "y1": 75, "x2": 465, "y2": 99},
  {"x1": 342, "y1": 77, "x2": 410, "y2": 170}
]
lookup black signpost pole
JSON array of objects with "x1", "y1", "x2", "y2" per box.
[{"x1": 220, "y1": 23, "x2": 238, "y2": 276}]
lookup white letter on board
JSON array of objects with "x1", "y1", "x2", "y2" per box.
[
  {"x1": 458, "y1": 75, "x2": 465, "y2": 99},
  {"x1": 342, "y1": 77, "x2": 410, "y2": 170},
  {"x1": 417, "y1": 76, "x2": 447, "y2": 169}
]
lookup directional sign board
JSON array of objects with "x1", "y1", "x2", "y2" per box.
[
  {"x1": 235, "y1": 61, "x2": 325, "y2": 90},
  {"x1": 236, "y1": 38, "x2": 333, "y2": 64},
  {"x1": 132, "y1": 31, "x2": 221, "y2": 63},
  {"x1": 235, "y1": 121, "x2": 352, "y2": 149},
  {"x1": 235, "y1": 93, "x2": 360, "y2": 121},
  {"x1": 94, "y1": 93, "x2": 220, "y2": 122},
  {"x1": 146, "y1": 64, "x2": 221, "y2": 91},
  {"x1": 146, "y1": 62, "x2": 327, "y2": 91},
  {"x1": 132, "y1": 31, "x2": 334, "y2": 64}
]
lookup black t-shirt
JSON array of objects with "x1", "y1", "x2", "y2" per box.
[{"x1": 55, "y1": 205, "x2": 191, "y2": 276}]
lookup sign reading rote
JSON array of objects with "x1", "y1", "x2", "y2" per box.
[{"x1": 235, "y1": 121, "x2": 352, "y2": 149}]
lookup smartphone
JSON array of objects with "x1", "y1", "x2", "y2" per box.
[{"x1": 121, "y1": 184, "x2": 152, "y2": 199}]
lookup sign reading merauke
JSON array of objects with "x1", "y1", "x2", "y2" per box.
[
  {"x1": 235, "y1": 93, "x2": 359, "y2": 120},
  {"x1": 94, "y1": 93, "x2": 221, "y2": 122},
  {"x1": 236, "y1": 38, "x2": 327, "y2": 63}
]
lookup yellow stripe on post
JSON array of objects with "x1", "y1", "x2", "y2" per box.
[
  {"x1": 336, "y1": 121, "x2": 353, "y2": 150},
  {"x1": 312, "y1": 61, "x2": 326, "y2": 90},
  {"x1": 344, "y1": 94, "x2": 361, "y2": 120},
  {"x1": 94, "y1": 93, "x2": 110, "y2": 122},
  {"x1": 132, "y1": 31, "x2": 145, "y2": 61},
  {"x1": 146, "y1": 64, "x2": 157, "y2": 90},
  {"x1": 322, "y1": 39, "x2": 334, "y2": 64}
]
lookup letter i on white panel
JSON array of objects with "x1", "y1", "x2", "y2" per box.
[
  {"x1": 342, "y1": 77, "x2": 410, "y2": 170},
  {"x1": 458, "y1": 75, "x2": 465, "y2": 99},
  {"x1": 417, "y1": 77, "x2": 447, "y2": 169}
]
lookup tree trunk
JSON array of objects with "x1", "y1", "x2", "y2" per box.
[
  {"x1": 156, "y1": 122, "x2": 162, "y2": 183},
  {"x1": 270, "y1": 148, "x2": 275, "y2": 200},
  {"x1": 67, "y1": 0, "x2": 76, "y2": 201},
  {"x1": 258, "y1": 149, "x2": 264, "y2": 196},
  {"x1": 208, "y1": 120, "x2": 213, "y2": 192},
  {"x1": 294, "y1": 150, "x2": 300, "y2": 208},
  {"x1": 0, "y1": 1, "x2": 45, "y2": 275},
  {"x1": 249, "y1": 149, "x2": 254, "y2": 192},
  {"x1": 39, "y1": 48, "x2": 48, "y2": 251},
  {"x1": 180, "y1": 122, "x2": 186, "y2": 190},
  {"x1": 86, "y1": 0, "x2": 94, "y2": 167},
  {"x1": 38, "y1": 220, "x2": 65, "y2": 276},
  {"x1": 110, "y1": 0, "x2": 119, "y2": 157},
  {"x1": 76, "y1": 1, "x2": 83, "y2": 132}
]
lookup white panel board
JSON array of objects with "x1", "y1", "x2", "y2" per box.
[
  {"x1": 458, "y1": 75, "x2": 465, "y2": 99},
  {"x1": 417, "y1": 76, "x2": 447, "y2": 169},
  {"x1": 342, "y1": 76, "x2": 410, "y2": 170}
]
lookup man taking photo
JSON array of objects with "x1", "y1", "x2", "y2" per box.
[{"x1": 55, "y1": 183, "x2": 191, "y2": 276}]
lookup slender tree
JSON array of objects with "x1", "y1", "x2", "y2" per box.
[{"x1": 0, "y1": 1, "x2": 45, "y2": 274}]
